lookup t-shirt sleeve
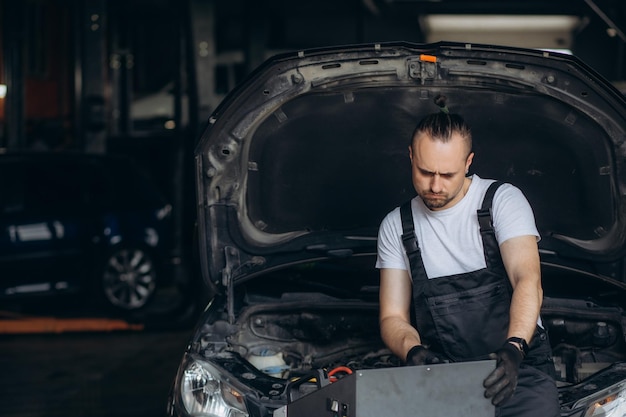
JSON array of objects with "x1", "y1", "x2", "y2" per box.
[
  {"x1": 375, "y1": 208, "x2": 409, "y2": 270},
  {"x1": 492, "y1": 184, "x2": 541, "y2": 244}
]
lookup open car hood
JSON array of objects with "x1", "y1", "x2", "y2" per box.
[{"x1": 194, "y1": 41, "x2": 626, "y2": 290}]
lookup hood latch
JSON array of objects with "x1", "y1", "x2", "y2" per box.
[{"x1": 408, "y1": 55, "x2": 438, "y2": 84}]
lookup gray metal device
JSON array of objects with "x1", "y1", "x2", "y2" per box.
[{"x1": 275, "y1": 360, "x2": 496, "y2": 417}]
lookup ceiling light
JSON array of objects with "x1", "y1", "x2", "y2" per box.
[
  {"x1": 421, "y1": 15, "x2": 581, "y2": 50},
  {"x1": 422, "y1": 15, "x2": 581, "y2": 32}
]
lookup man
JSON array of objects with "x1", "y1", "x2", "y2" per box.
[{"x1": 376, "y1": 110, "x2": 559, "y2": 416}]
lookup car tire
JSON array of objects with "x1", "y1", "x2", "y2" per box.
[{"x1": 97, "y1": 244, "x2": 158, "y2": 312}]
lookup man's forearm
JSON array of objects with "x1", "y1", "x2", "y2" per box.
[
  {"x1": 507, "y1": 278, "x2": 542, "y2": 344},
  {"x1": 499, "y1": 236, "x2": 543, "y2": 345},
  {"x1": 380, "y1": 316, "x2": 422, "y2": 360}
]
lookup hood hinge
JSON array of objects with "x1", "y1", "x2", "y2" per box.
[{"x1": 223, "y1": 246, "x2": 240, "y2": 324}]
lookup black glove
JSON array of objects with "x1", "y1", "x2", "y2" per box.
[
  {"x1": 405, "y1": 345, "x2": 443, "y2": 366},
  {"x1": 483, "y1": 341, "x2": 524, "y2": 406}
]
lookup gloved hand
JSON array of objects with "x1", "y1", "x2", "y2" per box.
[
  {"x1": 405, "y1": 345, "x2": 443, "y2": 366},
  {"x1": 483, "y1": 341, "x2": 524, "y2": 406}
]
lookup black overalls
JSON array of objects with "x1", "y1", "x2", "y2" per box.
[{"x1": 400, "y1": 181, "x2": 559, "y2": 417}]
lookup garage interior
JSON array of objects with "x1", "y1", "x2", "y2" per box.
[{"x1": 0, "y1": 1, "x2": 625, "y2": 417}]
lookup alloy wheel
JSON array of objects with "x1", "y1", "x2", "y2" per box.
[{"x1": 102, "y1": 246, "x2": 157, "y2": 310}]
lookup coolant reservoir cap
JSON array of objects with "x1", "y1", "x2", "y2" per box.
[{"x1": 247, "y1": 347, "x2": 289, "y2": 378}]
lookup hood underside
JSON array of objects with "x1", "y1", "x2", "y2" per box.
[{"x1": 195, "y1": 42, "x2": 626, "y2": 286}]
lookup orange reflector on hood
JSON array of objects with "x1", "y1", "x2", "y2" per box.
[{"x1": 420, "y1": 54, "x2": 437, "y2": 63}]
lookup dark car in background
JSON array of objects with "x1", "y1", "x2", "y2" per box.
[
  {"x1": 167, "y1": 42, "x2": 626, "y2": 417},
  {"x1": 0, "y1": 152, "x2": 175, "y2": 314}
]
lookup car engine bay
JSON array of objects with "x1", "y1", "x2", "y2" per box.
[{"x1": 192, "y1": 259, "x2": 626, "y2": 397}]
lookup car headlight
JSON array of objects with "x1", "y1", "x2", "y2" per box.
[
  {"x1": 180, "y1": 357, "x2": 249, "y2": 417},
  {"x1": 572, "y1": 381, "x2": 626, "y2": 417}
]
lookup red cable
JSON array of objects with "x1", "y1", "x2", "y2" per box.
[{"x1": 328, "y1": 366, "x2": 353, "y2": 377}]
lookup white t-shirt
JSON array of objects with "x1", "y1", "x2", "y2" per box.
[{"x1": 376, "y1": 175, "x2": 539, "y2": 279}]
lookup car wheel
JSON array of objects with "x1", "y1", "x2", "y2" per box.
[{"x1": 99, "y1": 245, "x2": 158, "y2": 311}]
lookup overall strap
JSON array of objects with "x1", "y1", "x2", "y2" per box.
[
  {"x1": 400, "y1": 200, "x2": 428, "y2": 285},
  {"x1": 476, "y1": 181, "x2": 505, "y2": 270}
]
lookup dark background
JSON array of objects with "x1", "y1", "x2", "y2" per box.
[
  {"x1": 0, "y1": 1, "x2": 624, "y2": 416},
  {"x1": 0, "y1": 328, "x2": 191, "y2": 417}
]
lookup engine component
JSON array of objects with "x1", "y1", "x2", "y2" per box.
[{"x1": 275, "y1": 360, "x2": 496, "y2": 417}]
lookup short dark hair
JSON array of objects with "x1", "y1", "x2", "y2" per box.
[{"x1": 411, "y1": 112, "x2": 472, "y2": 155}]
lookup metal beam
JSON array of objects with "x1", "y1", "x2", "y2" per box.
[
  {"x1": 79, "y1": 0, "x2": 107, "y2": 153},
  {"x1": 1, "y1": 1, "x2": 26, "y2": 150},
  {"x1": 584, "y1": 0, "x2": 626, "y2": 43},
  {"x1": 189, "y1": 0, "x2": 217, "y2": 122}
]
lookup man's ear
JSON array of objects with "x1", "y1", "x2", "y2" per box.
[
  {"x1": 408, "y1": 145, "x2": 413, "y2": 162},
  {"x1": 465, "y1": 152, "x2": 474, "y2": 173}
]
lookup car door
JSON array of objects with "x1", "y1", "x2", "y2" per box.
[{"x1": 0, "y1": 158, "x2": 98, "y2": 298}]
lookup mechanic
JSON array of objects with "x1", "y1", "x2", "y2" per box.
[{"x1": 376, "y1": 102, "x2": 560, "y2": 416}]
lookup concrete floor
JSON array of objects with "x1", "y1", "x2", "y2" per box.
[
  {"x1": 0, "y1": 274, "x2": 209, "y2": 417},
  {"x1": 0, "y1": 327, "x2": 192, "y2": 417}
]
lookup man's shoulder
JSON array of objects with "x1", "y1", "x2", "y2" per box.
[
  {"x1": 386, "y1": 196, "x2": 418, "y2": 216},
  {"x1": 379, "y1": 197, "x2": 420, "y2": 232},
  {"x1": 380, "y1": 204, "x2": 403, "y2": 227},
  {"x1": 472, "y1": 176, "x2": 522, "y2": 201}
]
